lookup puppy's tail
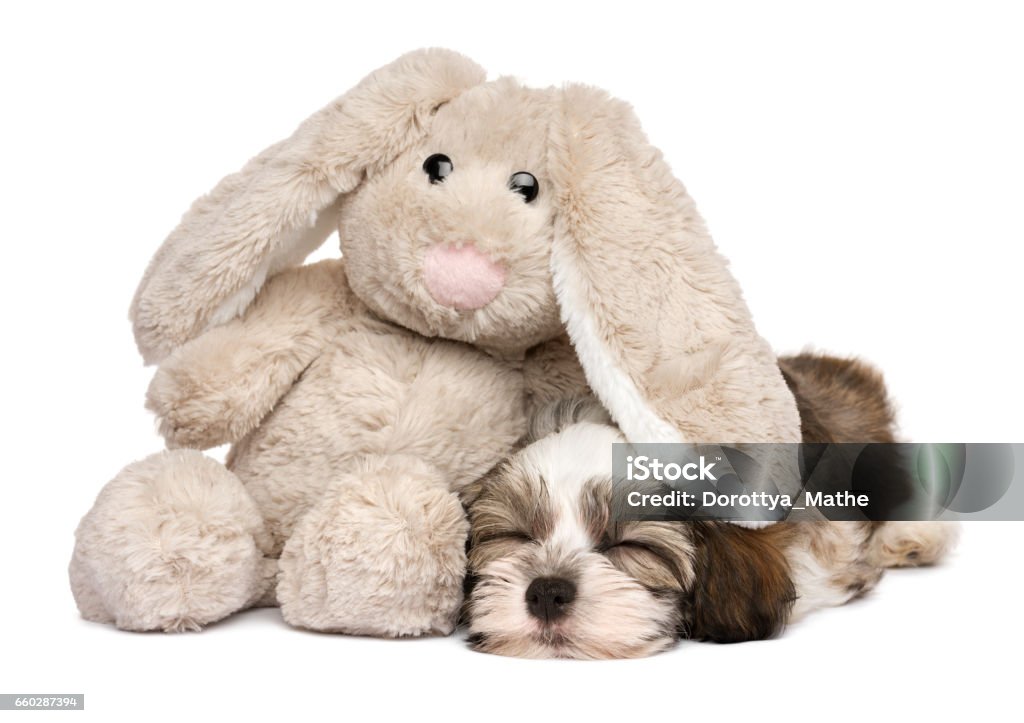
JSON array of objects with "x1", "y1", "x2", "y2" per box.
[{"x1": 779, "y1": 352, "x2": 897, "y2": 444}]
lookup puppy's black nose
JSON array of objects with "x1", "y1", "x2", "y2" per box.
[{"x1": 525, "y1": 577, "x2": 576, "y2": 623}]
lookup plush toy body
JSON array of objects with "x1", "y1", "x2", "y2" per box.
[{"x1": 70, "y1": 49, "x2": 800, "y2": 635}]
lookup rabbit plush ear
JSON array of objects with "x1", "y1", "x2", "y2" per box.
[
  {"x1": 547, "y1": 85, "x2": 800, "y2": 444},
  {"x1": 131, "y1": 49, "x2": 485, "y2": 364}
]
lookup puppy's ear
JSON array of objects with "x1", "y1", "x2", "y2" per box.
[
  {"x1": 546, "y1": 85, "x2": 799, "y2": 444},
  {"x1": 685, "y1": 522, "x2": 795, "y2": 643},
  {"x1": 131, "y1": 49, "x2": 485, "y2": 364}
]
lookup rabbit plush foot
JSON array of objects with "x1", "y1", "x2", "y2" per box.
[
  {"x1": 70, "y1": 450, "x2": 274, "y2": 632},
  {"x1": 867, "y1": 521, "x2": 960, "y2": 568},
  {"x1": 277, "y1": 455, "x2": 468, "y2": 637}
]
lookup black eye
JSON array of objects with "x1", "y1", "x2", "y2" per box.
[
  {"x1": 423, "y1": 153, "x2": 453, "y2": 184},
  {"x1": 509, "y1": 171, "x2": 539, "y2": 203}
]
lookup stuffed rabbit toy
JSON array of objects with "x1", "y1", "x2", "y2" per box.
[{"x1": 70, "y1": 49, "x2": 801, "y2": 636}]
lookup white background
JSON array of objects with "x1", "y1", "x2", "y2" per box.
[{"x1": 1, "y1": 1, "x2": 1021, "y2": 721}]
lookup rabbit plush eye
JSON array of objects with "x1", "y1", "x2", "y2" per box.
[
  {"x1": 423, "y1": 154, "x2": 454, "y2": 183},
  {"x1": 509, "y1": 171, "x2": 539, "y2": 203}
]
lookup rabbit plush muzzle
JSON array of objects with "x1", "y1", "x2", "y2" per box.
[{"x1": 423, "y1": 242, "x2": 507, "y2": 310}]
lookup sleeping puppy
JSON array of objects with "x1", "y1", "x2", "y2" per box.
[{"x1": 462, "y1": 353, "x2": 959, "y2": 659}]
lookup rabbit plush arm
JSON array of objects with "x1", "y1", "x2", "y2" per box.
[{"x1": 146, "y1": 259, "x2": 355, "y2": 449}]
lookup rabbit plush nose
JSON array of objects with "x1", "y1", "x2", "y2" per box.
[{"x1": 423, "y1": 243, "x2": 507, "y2": 310}]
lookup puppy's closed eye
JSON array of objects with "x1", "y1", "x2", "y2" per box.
[
  {"x1": 604, "y1": 539, "x2": 687, "y2": 593},
  {"x1": 468, "y1": 527, "x2": 536, "y2": 572},
  {"x1": 475, "y1": 529, "x2": 533, "y2": 545}
]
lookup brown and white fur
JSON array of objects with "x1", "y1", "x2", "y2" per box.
[{"x1": 463, "y1": 353, "x2": 959, "y2": 659}]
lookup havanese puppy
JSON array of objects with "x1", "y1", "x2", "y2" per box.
[{"x1": 462, "y1": 353, "x2": 959, "y2": 659}]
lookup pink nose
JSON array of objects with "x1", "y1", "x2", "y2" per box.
[{"x1": 423, "y1": 243, "x2": 507, "y2": 310}]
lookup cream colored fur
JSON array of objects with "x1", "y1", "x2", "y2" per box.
[
  {"x1": 548, "y1": 86, "x2": 800, "y2": 444},
  {"x1": 72, "y1": 49, "x2": 801, "y2": 635},
  {"x1": 70, "y1": 450, "x2": 275, "y2": 632}
]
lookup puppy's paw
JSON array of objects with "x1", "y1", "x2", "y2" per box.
[{"x1": 867, "y1": 521, "x2": 960, "y2": 568}]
